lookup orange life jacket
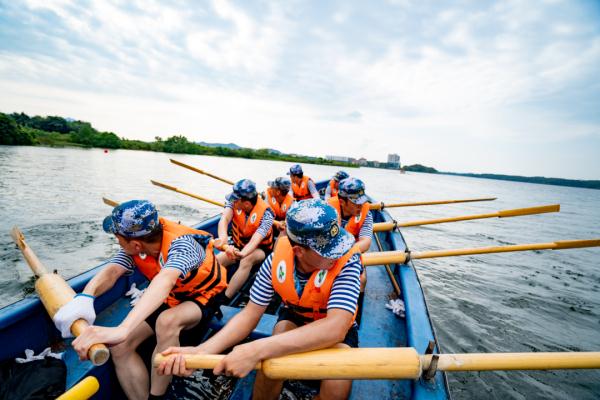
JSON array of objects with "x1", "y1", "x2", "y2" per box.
[
  {"x1": 266, "y1": 188, "x2": 294, "y2": 221},
  {"x1": 292, "y1": 176, "x2": 314, "y2": 201},
  {"x1": 327, "y1": 196, "x2": 371, "y2": 239},
  {"x1": 328, "y1": 179, "x2": 339, "y2": 198},
  {"x1": 231, "y1": 196, "x2": 274, "y2": 249},
  {"x1": 133, "y1": 218, "x2": 227, "y2": 307},
  {"x1": 271, "y1": 236, "x2": 361, "y2": 323}
]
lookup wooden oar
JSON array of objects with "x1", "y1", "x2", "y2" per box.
[
  {"x1": 150, "y1": 180, "x2": 224, "y2": 207},
  {"x1": 373, "y1": 204, "x2": 560, "y2": 231},
  {"x1": 154, "y1": 348, "x2": 600, "y2": 380},
  {"x1": 362, "y1": 239, "x2": 600, "y2": 266},
  {"x1": 170, "y1": 158, "x2": 235, "y2": 185},
  {"x1": 102, "y1": 197, "x2": 119, "y2": 207},
  {"x1": 370, "y1": 197, "x2": 497, "y2": 211},
  {"x1": 56, "y1": 376, "x2": 99, "y2": 400},
  {"x1": 10, "y1": 227, "x2": 110, "y2": 366}
]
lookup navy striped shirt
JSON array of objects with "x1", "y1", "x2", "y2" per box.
[
  {"x1": 110, "y1": 235, "x2": 205, "y2": 278},
  {"x1": 224, "y1": 200, "x2": 275, "y2": 238},
  {"x1": 250, "y1": 252, "x2": 362, "y2": 315}
]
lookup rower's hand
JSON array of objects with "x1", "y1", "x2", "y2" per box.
[
  {"x1": 213, "y1": 238, "x2": 226, "y2": 250},
  {"x1": 233, "y1": 248, "x2": 246, "y2": 259},
  {"x1": 214, "y1": 343, "x2": 259, "y2": 378},
  {"x1": 72, "y1": 325, "x2": 128, "y2": 361},
  {"x1": 157, "y1": 346, "x2": 202, "y2": 377},
  {"x1": 225, "y1": 245, "x2": 240, "y2": 260}
]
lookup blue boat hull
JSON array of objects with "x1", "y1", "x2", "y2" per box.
[{"x1": 0, "y1": 181, "x2": 450, "y2": 399}]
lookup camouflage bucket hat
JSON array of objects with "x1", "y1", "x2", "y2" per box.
[
  {"x1": 338, "y1": 177, "x2": 368, "y2": 205},
  {"x1": 286, "y1": 164, "x2": 303, "y2": 176},
  {"x1": 333, "y1": 170, "x2": 349, "y2": 182},
  {"x1": 285, "y1": 199, "x2": 355, "y2": 259},
  {"x1": 226, "y1": 179, "x2": 258, "y2": 201},
  {"x1": 268, "y1": 177, "x2": 291, "y2": 191},
  {"x1": 103, "y1": 200, "x2": 159, "y2": 238}
]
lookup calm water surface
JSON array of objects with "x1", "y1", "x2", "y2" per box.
[{"x1": 1, "y1": 146, "x2": 599, "y2": 399}]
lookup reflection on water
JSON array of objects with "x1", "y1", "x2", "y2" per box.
[{"x1": 1, "y1": 146, "x2": 600, "y2": 399}]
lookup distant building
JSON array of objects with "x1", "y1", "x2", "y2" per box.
[
  {"x1": 326, "y1": 155, "x2": 352, "y2": 163},
  {"x1": 387, "y1": 153, "x2": 401, "y2": 169},
  {"x1": 358, "y1": 158, "x2": 368, "y2": 166}
]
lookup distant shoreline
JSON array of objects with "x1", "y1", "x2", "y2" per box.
[{"x1": 439, "y1": 171, "x2": 600, "y2": 190}]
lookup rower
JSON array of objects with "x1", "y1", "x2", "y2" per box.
[
  {"x1": 324, "y1": 170, "x2": 349, "y2": 201},
  {"x1": 215, "y1": 179, "x2": 275, "y2": 300},
  {"x1": 263, "y1": 176, "x2": 294, "y2": 235},
  {"x1": 57, "y1": 200, "x2": 227, "y2": 400},
  {"x1": 327, "y1": 177, "x2": 373, "y2": 254},
  {"x1": 158, "y1": 199, "x2": 362, "y2": 400},
  {"x1": 327, "y1": 177, "x2": 372, "y2": 325},
  {"x1": 287, "y1": 164, "x2": 319, "y2": 201}
]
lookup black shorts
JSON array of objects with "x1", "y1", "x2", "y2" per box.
[
  {"x1": 276, "y1": 307, "x2": 359, "y2": 348},
  {"x1": 145, "y1": 298, "x2": 218, "y2": 334}
]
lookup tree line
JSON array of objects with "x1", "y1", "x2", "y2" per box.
[{"x1": 0, "y1": 112, "x2": 353, "y2": 167}]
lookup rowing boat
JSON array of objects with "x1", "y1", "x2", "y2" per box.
[{"x1": 0, "y1": 179, "x2": 450, "y2": 399}]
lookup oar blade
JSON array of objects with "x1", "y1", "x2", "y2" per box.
[
  {"x1": 498, "y1": 204, "x2": 560, "y2": 218},
  {"x1": 151, "y1": 179, "x2": 177, "y2": 191},
  {"x1": 102, "y1": 197, "x2": 119, "y2": 207},
  {"x1": 553, "y1": 239, "x2": 600, "y2": 250},
  {"x1": 429, "y1": 352, "x2": 600, "y2": 372}
]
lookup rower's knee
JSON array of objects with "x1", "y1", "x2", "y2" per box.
[
  {"x1": 155, "y1": 311, "x2": 183, "y2": 341},
  {"x1": 238, "y1": 258, "x2": 253, "y2": 271},
  {"x1": 111, "y1": 340, "x2": 136, "y2": 360}
]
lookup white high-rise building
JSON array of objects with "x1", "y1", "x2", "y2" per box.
[{"x1": 388, "y1": 153, "x2": 401, "y2": 168}]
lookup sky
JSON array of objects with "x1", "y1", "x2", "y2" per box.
[{"x1": 1, "y1": 0, "x2": 599, "y2": 180}]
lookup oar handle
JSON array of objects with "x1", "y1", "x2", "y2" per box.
[
  {"x1": 154, "y1": 348, "x2": 422, "y2": 380},
  {"x1": 56, "y1": 376, "x2": 100, "y2": 400},
  {"x1": 209, "y1": 239, "x2": 230, "y2": 252},
  {"x1": 71, "y1": 320, "x2": 111, "y2": 366},
  {"x1": 11, "y1": 226, "x2": 110, "y2": 366},
  {"x1": 170, "y1": 159, "x2": 235, "y2": 185}
]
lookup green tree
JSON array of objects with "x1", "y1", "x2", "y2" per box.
[
  {"x1": 0, "y1": 113, "x2": 35, "y2": 145},
  {"x1": 71, "y1": 123, "x2": 95, "y2": 146}
]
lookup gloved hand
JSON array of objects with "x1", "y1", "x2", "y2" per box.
[
  {"x1": 125, "y1": 283, "x2": 146, "y2": 307},
  {"x1": 52, "y1": 293, "x2": 96, "y2": 338}
]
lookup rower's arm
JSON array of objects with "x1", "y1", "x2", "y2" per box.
[
  {"x1": 82, "y1": 263, "x2": 127, "y2": 297},
  {"x1": 357, "y1": 237, "x2": 372, "y2": 253},
  {"x1": 252, "y1": 309, "x2": 353, "y2": 360},
  {"x1": 198, "y1": 301, "x2": 267, "y2": 354},
  {"x1": 324, "y1": 185, "x2": 332, "y2": 200},
  {"x1": 217, "y1": 207, "x2": 233, "y2": 245},
  {"x1": 120, "y1": 268, "x2": 179, "y2": 332},
  {"x1": 357, "y1": 212, "x2": 374, "y2": 253},
  {"x1": 308, "y1": 180, "x2": 320, "y2": 199},
  {"x1": 239, "y1": 210, "x2": 274, "y2": 257}
]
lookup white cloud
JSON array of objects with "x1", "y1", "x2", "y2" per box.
[
  {"x1": 2, "y1": 1, "x2": 599, "y2": 178},
  {"x1": 186, "y1": 0, "x2": 290, "y2": 76}
]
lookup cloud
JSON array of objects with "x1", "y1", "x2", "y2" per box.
[{"x1": 0, "y1": 0, "x2": 599, "y2": 178}]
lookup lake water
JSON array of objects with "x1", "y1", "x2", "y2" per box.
[{"x1": 1, "y1": 146, "x2": 599, "y2": 399}]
